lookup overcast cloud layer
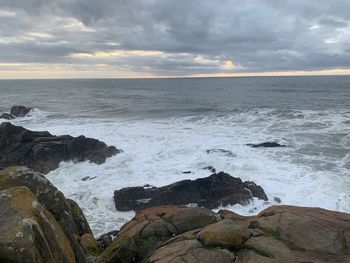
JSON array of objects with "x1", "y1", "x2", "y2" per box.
[{"x1": 1, "y1": 0, "x2": 350, "y2": 77}]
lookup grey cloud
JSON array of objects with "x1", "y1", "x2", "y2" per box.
[{"x1": 0, "y1": 0, "x2": 350, "y2": 76}]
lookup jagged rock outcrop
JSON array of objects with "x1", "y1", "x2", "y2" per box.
[
  {"x1": 113, "y1": 172, "x2": 268, "y2": 211},
  {"x1": 98, "y1": 205, "x2": 350, "y2": 263},
  {"x1": 0, "y1": 122, "x2": 120, "y2": 173},
  {"x1": 10, "y1": 106, "x2": 33, "y2": 117},
  {"x1": 0, "y1": 105, "x2": 32, "y2": 119},
  {"x1": 0, "y1": 166, "x2": 100, "y2": 262}
]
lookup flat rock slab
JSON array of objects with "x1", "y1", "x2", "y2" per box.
[
  {"x1": 114, "y1": 171, "x2": 268, "y2": 211},
  {"x1": 0, "y1": 122, "x2": 121, "y2": 173}
]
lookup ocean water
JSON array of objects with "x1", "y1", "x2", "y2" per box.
[{"x1": 1, "y1": 76, "x2": 350, "y2": 237}]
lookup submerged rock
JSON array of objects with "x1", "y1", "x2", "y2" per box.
[
  {"x1": 0, "y1": 122, "x2": 121, "y2": 173},
  {"x1": 113, "y1": 172, "x2": 268, "y2": 211},
  {"x1": 247, "y1": 142, "x2": 286, "y2": 148},
  {"x1": 206, "y1": 148, "x2": 236, "y2": 157}
]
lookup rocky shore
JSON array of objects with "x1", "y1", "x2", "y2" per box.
[
  {"x1": 1, "y1": 166, "x2": 350, "y2": 263},
  {"x1": 1, "y1": 120, "x2": 350, "y2": 262}
]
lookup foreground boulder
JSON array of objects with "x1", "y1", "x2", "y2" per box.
[
  {"x1": 0, "y1": 166, "x2": 99, "y2": 262},
  {"x1": 0, "y1": 186, "x2": 76, "y2": 262},
  {"x1": 0, "y1": 122, "x2": 120, "y2": 173},
  {"x1": 0, "y1": 105, "x2": 32, "y2": 119},
  {"x1": 114, "y1": 172, "x2": 268, "y2": 211},
  {"x1": 101, "y1": 206, "x2": 220, "y2": 262},
  {"x1": 99, "y1": 205, "x2": 350, "y2": 263}
]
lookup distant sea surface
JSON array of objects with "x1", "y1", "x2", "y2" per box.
[{"x1": 1, "y1": 76, "x2": 350, "y2": 236}]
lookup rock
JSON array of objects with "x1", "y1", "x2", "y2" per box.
[
  {"x1": 0, "y1": 122, "x2": 121, "y2": 173},
  {"x1": 79, "y1": 233, "x2": 100, "y2": 256},
  {"x1": 114, "y1": 172, "x2": 268, "y2": 211},
  {"x1": 0, "y1": 166, "x2": 97, "y2": 262},
  {"x1": 99, "y1": 204, "x2": 350, "y2": 263},
  {"x1": 247, "y1": 142, "x2": 286, "y2": 148},
  {"x1": 147, "y1": 239, "x2": 235, "y2": 263},
  {"x1": 101, "y1": 206, "x2": 219, "y2": 262},
  {"x1": 198, "y1": 219, "x2": 251, "y2": 248},
  {"x1": 206, "y1": 148, "x2": 236, "y2": 157},
  {"x1": 273, "y1": 197, "x2": 281, "y2": 203},
  {"x1": 10, "y1": 105, "x2": 32, "y2": 117},
  {"x1": 67, "y1": 199, "x2": 93, "y2": 237},
  {"x1": 182, "y1": 171, "x2": 192, "y2": 174},
  {"x1": 97, "y1": 230, "x2": 119, "y2": 251},
  {"x1": 255, "y1": 205, "x2": 350, "y2": 255},
  {"x1": 0, "y1": 113, "x2": 15, "y2": 120},
  {"x1": 0, "y1": 186, "x2": 76, "y2": 263}
]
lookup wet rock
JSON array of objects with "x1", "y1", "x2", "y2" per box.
[
  {"x1": 0, "y1": 113, "x2": 15, "y2": 120},
  {"x1": 0, "y1": 122, "x2": 120, "y2": 173},
  {"x1": 247, "y1": 142, "x2": 286, "y2": 148},
  {"x1": 273, "y1": 197, "x2": 281, "y2": 203},
  {"x1": 10, "y1": 105, "x2": 32, "y2": 117},
  {"x1": 206, "y1": 148, "x2": 236, "y2": 157},
  {"x1": 203, "y1": 165, "x2": 216, "y2": 173},
  {"x1": 114, "y1": 172, "x2": 268, "y2": 211}
]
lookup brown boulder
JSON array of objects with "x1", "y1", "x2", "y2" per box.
[
  {"x1": 255, "y1": 205, "x2": 350, "y2": 255},
  {"x1": 0, "y1": 166, "x2": 97, "y2": 263},
  {"x1": 0, "y1": 186, "x2": 76, "y2": 263}
]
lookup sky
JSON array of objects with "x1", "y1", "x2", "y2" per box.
[{"x1": 0, "y1": 0, "x2": 350, "y2": 79}]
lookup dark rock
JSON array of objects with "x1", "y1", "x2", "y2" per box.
[
  {"x1": 206, "y1": 149, "x2": 236, "y2": 157},
  {"x1": 97, "y1": 230, "x2": 119, "y2": 251},
  {"x1": 0, "y1": 113, "x2": 15, "y2": 120},
  {"x1": 10, "y1": 105, "x2": 32, "y2": 117},
  {"x1": 182, "y1": 171, "x2": 192, "y2": 174},
  {"x1": 114, "y1": 172, "x2": 268, "y2": 211},
  {"x1": 0, "y1": 122, "x2": 121, "y2": 173},
  {"x1": 243, "y1": 181, "x2": 268, "y2": 201},
  {"x1": 274, "y1": 196, "x2": 282, "y2": 203},
  {"x1": 203, "y1": 166, "x2": 216, "y2": 173},
  {"x1": 247, "y1": 142, "x2": 286, "y2": 148},
  {"x1": 82, "y1": 176, "x2": 90, "y2": 181}
]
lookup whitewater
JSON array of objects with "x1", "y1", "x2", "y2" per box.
[{"x1": 1, "y1": 76, "x2": 349, "y2": 237}]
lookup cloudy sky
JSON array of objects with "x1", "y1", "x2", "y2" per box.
[{"x1": 1, "y1": 0, "x2": 350, "y2": 78}]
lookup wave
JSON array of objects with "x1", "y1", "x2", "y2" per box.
[{"x1": 9, "y1": 107, "x2": 350, "y2": 237}]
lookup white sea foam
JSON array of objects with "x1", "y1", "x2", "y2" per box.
[{"x1": 10, "y1": 109, "x2": 350, "y2": 237}]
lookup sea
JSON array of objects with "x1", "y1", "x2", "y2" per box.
[{"x1": 1, "y1": 76, "x2": 349, "y2": 237}]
